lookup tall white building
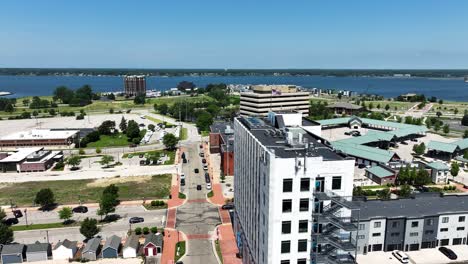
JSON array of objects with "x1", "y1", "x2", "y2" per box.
[
  {"x1": 234, "y1": 111, "x2": 359, "y2": 264},
  {"x1": 240, "y1": 85, "x2": 310, "y2": 116}
]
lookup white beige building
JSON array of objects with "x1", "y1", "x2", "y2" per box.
[{"x1": 240, "y1": 85, "x2": 310, "y2": 116}]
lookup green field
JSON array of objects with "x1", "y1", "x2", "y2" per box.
[
  {"x1": 122, "y1": 149, "x2": 175, "y2": 165},
  {"x1": 11, "y1": 222, "x2": 80, "y2": 231},
  {"x1": 175, "y1": 241, "x2": 186, "y2": 261},
  {"x1": 180, "y1": 127, "x2": 188, "y2": 140},
  {"x1": 0, "y1": 174, "x2": 172, "y2": 206},
  {"x1": 87, "y1": 133, "x2": 129, "y2": 148}
]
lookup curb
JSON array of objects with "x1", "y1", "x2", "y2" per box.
[{"x1": 212, "y1": 225, "x2": 223, "y2": 264}]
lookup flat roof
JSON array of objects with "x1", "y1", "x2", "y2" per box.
[
  {"x1": 0, "y1": 147, "x2": 43, "y2": 163},
  {"x1": 1, "y1": 129, "x2": 79, "y2": 141},
  {"x1": 356, "y1": 194, "x2": 468, "y2": 220},
  {"x1": 332, "y1": 142, "x2": 398, "y2": 164},
  {"x1": 366, "y1": 166, "x2": 394, "y2": 178},
  {"x1": 427, "y1": 140, "x2": 459, "y2": 153},
  {"x1": 318, "y1": 116, "x2": 428, "y2": 133},
  {"x1": 453, "y1": 138, "x2": 468, "y2": 150},
  {"x1": 426, "y1": 161, "x2": 450, "y2": 170}
]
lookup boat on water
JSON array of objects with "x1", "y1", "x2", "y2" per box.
[{"x1": 0, "y1": 91, "x2": 12, "y2": 97}]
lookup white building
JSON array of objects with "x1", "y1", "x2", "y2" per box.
[
  {"x1": 52, "y1": 239, "x2": 78, "y2": 260},
  {"x1": 240, "y1": 85, "x2": 310, "y2": 117},
  {"x1": 123, "y1": 235, "x2": 140, "y2": 259},
  {"x1": 233, "y1": 112, "x2": 358, "y2": 264}
]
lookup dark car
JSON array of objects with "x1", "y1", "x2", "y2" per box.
[
  {"x1": 140, "y1": 160, "x2": 146, "y2": 166},
  {"x1": 344, "y1": 131, "x2": 351, "y2": 136},
  {"x1": 358, "y1": 164, "x2": 366, "y2": 169},
  {"x1": 3, "y1": 217, "x2": 19, "y2": 226},
  {"x1": 183, "y1": 158, "x2": 188, "y2": 163},
  {"x1": 12, "y1": 210, "x2": 23, "y2": 218},
  {"x1": 129, "y1": 144, "x2": 137, "y2": 148},
  {"x1": 202, "y1": 158, "x2": 207, "y2": 164},
  {"x1": 194, "y1": 168, "x2": 199, "y2": 173},
  {"x1": 401, "y1": 141, "x2": 408, "y2": 145},
  {"x1": 199, "y1": 152, "x2": 205, "y2": 157},
  {"x1": 139, "y1": 154, "x2": 144, "y2": 158},
  {"x1": 73, "y1": 206, "x2": 88, "y2": 213},
  {"x1": 181, "y1": 179, "x2": 186, "y2": 186},
  {"x1": 176, "y1": 261, "x2": 184, "y2": 264},
  {"x1": 129, "y1": 217, "x2": 145, "y2": 224},
  {"x1": 464, "y1": 185, "x2": 468, "y2": 189},
  {"x1": 222, "y1": 204, "x2": 234, "y2": 210},
  {"x1": 205, "y1": 175, "x2": 211, "y2": 183},
  {"x1": 411, "y1": 138, "x2": 418, "y2": 142},
  {"x1": 196, "y1": 185, "x2": 202, "y2": 190},
  {"x1": 439, "y1": 247, "x2": 457, "y2": 260},
  {"x1": 199, "y1": 144, "x2": 203, "y2": 149}
]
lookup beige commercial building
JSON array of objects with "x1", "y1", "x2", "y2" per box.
[{"x1": 240, "y1": 85, "x2": 310, "y2": 116}]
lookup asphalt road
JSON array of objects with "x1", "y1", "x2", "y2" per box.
[{"x1": 176, "y1": 142, "x2": 220, "y2": 264}]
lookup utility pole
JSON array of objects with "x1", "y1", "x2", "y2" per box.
[{"x1": 24, "y1": 209, "x2": 28, "y2": 226}]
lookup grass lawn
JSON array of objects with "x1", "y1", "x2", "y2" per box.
[
  {"x1": 175, "y1": 241, "x2": 186, "y2": 261},
  {"x1": 87, "y1": 133, "x2": 129, "y2": 148},
  {"x1": 178, "y1": 192, "x2": 186, "y2": 199},
  {"x1": 143, "y1": 203, "x2": 168, "y2": 210},
  {"x1": 215, "y1": 240, "x2": 223, "y2": 263},
  {"x1": 11, "y1": 222, "x2": 79, "y2": 231},
  {"x1": 201, "y1": 131, "x2": 210, "y2": 137},
  {"x1": 361, "y1": 185, "x2": 387, "y2": 190},
  {"x1": 0, "y1": 174, "x2": 172, "y2": 206},
  {"x1": 180, "y1": 127, "x2": 188, "y2": 140},
  {"x1": 122, "y1": 149, "x2": 175, "y2": 165}
]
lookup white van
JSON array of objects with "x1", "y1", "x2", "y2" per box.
[
  {"x1": 180, "y1": 173, "x2": 185, "y2": 180},
  {"x1": 392, "y1": 250, "x2": 409, "y2": 264},
  {"x1": 206, "y1": 183, "x2": 212, "y2": 190}
]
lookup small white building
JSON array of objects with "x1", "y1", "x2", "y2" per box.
[
  {"x1": 52, "y1": 239, "x2": 78, "y2": 260},
  {"x1": 122, "y1": 235, "x2": 140, "y2": 259}
]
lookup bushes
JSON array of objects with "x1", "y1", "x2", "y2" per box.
[
  {"x1": 134, "y1": 226, "x2": 158, "y2": 235},
  {"x1": 151, "y1": 227, "x2": 158, "y2": 234},
  {"x1": 150, "y1": 200, "x2": 166, "y2": 207},
  {"x1": 135, "y1": 227, "x2": 142, "y2": 235},
  {"x1": 443, "y1": 185, "x2": 457, "y2": 191},
  {"x1": 143, "y1": 227, "x2": 150, "y2": 235}
]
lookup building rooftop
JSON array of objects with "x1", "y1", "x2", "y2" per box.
[
  {"x1": 426, "y1": 161, "x2": 450, "y2": 170},
  {"x1": 237, "y1": 115, "x2": 343, "y2": 160},
  {"x1": 366, "y1": 166, "x2": 394, "y2": 178},
  {"x1": 1, "y1": 244, "x2": 25, "y2": 255},
  {"x1": 1, "y1": 129, "x2": 79, "y2": 141},
  {"x1": 83, "y1": 237, "x2": 102, "y2": 253},
  {"x1": 332, "y1": 141, "x2": 398, "y2": 164},
  {"x1": 0, "y1": 147, "x2": 43, "y2": 163},
  {"x1": 210, "y1": 122, "x2": 234, "y2": 152},
  {"x1": 103, "y1": 235, "x2": 121, "y2": 250},
  {"x1": 53, "y1": 239, "x2": 77, "y2": 250},
  {"x1": 356, "y1": 193, "x2": 468, "y2": 220},
  {"x1": 453, "y1": 138, "x2": 468, "y2": 150},
  {"x1": 427, "y1": 141, "x2": 459, "y2": 153},
  {"x1": 123, "y1": 235, "x2": 140, "y2": 250},
  {"x1": 144, "y1": 233, "x2": 163, "y2": 247},
  {"x1": 27, "y1": 241, "x2": 50, "y2": 253}
]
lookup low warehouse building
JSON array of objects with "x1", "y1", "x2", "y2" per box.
[
  {"x1": 1, "y1": 244, "x2": 25, "y2": 264},
  {"x1": 0, "y1": 129, "x2": 79, "y2": 148},
  {"x1": 365, "y1": 166, "x2": 397, "y2": 185},
  {"x1": 122, "y1": 235, "x2": 140, "y2": 259},
  {"x1": 81, "y1": 237, "x2": 101, "y2": 261},
  {"x1": 52, "y1": 239, "x2": 78, "y2": 260},
  {"x1": 26, "y1": 241, "x2": 51, "y2": 262},
  {"x1": 102, "y1": 235, "x2": 121, "y2": 258},
  {"x1": 0, "y1": 147, "x2": 63, "y2": 173}
]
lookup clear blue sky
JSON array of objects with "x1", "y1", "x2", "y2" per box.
[{"x1": 1, "y1": 0, "x2": 468, "y2": 69}]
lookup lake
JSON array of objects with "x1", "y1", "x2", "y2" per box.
[{"x1": 0, "y1": 75, "x2": 468, "y2": 101}]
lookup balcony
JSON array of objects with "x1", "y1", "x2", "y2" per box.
[{"x1": 316, "y1": 234, "x2": 356, "y2": 251}]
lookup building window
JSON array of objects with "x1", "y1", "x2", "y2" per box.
[
  {"x1": 440, "y1": 228, "x2": 449, "y2": 232},
  {"x1": 453, "y1": 238, "x2": 463, "y2": 245},
  {"x1": 426, "y1": 219, "x2": 433, "y2": 226},
  {"x1": 357, "y1": 235, "x2": 365, "y2": 239},
  {"x1": 359, "y1": 224, "x2": 365, "y2": 230},
  {"x1": 332, "y1": 176, "x2": 342, "y2": 190},
  {"x1": 442, "y1": 217, "x2": 449, "y2": 223},
  {"x1": 425, "y1": 230, "x2": 434, "y2": 235},
  {"x1": 440, "y1": 239, "x2": 449, "y2": 246},
  {"x1": 281, "y1": 241, "x2": 291, "y2": 254},
  {"x1": 372, "y1": 233, "x2": 381, "y2": 237},
  {"x1": 392, "y1": 221, "x2": 399, "y2": 228},
  {"x1": 299, "y1": 199, "x2": 309, "y2": 212},
  {"x1": 410, "y1": 232, "x2": 418, "y2": 237},
  {"x1": 391, "y1": 232, "x2": 400, "y2": 237},
  {"x1": 297, "y1": 259, "x2": 306, "y2": 264},
  {"x1": 298, "y1": 239, "x2": 307, "y2": 252},
  {"x1": 374, "y1": 222, "x2": 381, "y2": 228},
  {"x1": 300, "y1": 178, "x2": 310, "y2": 191},
  {"x1": 282, "y1": 200, "x2": 292, "y2": 213},
  {"x1": 283, "y1": 179, "x2": 293, "y2": 192},
  {"x1": 457, "y1": 227, "x2": 465, "y2": 231},
  {"x1": 411, "y1": 221, "x2": 419, "y2": 228},
  {"x1": 282, "y1": 221, "x2": 291, "y2": 234},
  {"x1": 281, "y1": 261, "x2": 290, "y2": 264},
  {"x1": 298, "y1": 220, "x2": 308, "y2": 233},
  {"x1": 459, "y1": 216, "x2": 466, "y2": 222}
]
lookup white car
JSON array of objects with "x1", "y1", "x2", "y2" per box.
[
  {"x1": 140, "y1": 115, "x2": 146, "y2": 119},
  {"x1": 392, "y1": 250, "x2": 409, "y2": 264},
  {"x1": 180, "y1": 173, "x2": 185, "y2": 180},
  {"x1": 206, "y1": 183, "x2": 212, "y2": 190}
]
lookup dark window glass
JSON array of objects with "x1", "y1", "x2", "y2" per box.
[
  {"x1": 298, "y1": 239, "x2": 307, "y2": 252},
  {"x1": 459, "y1": 216, "x2": 466, "y2": 222},
  {"x1": 282, "y1": 200, "x2": 292, "y2": 213},
  {"x1": 411, "y1": 221, "x2": 419, "y2": 228},
  {"x1": 299, "y1": 199, "x2": 309, "y2": 212},
  {"x1": 297, "y1": 259, "x2": 306, "y2": 264},
  {"x1": 332, "y1": 176, "x2": 342, "y2": 190},
  {"x1": 282, "y1": 221, "x2": 291, "y2": 234},
  {"x1": 298, "y1": 220, "x2": 308, "y2": 233},
  {"x1": 281, "y1": 241, "x2": 291, "y2": 254},
  {"x1": 281, "y1": 261, "x2": 290, "y2": 264},
  {"x1": 283, "y1": 179, "x2": 293, "y2": 192},
  {"x1": 300, "y1": 178, "x2": 310, "y2": 191}
]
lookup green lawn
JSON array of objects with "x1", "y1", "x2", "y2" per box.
[
  {"x1": 180, "y1": 127, "x2": 188, "y2": 140},
  {"x1": 11, "y1": 222, "x2": 79, "y2": 231},
  {"x1": 87, "y1": 133, "x2": 129, "y2": 148},
  {"x1": 122, "y1": 149, "x2": 175, "y2": 165},
  {"x1": 0, "y1": 174, "x2": 172, "y2": 206},
  {"x1": 215, "y1": 240, "x2": 223, "y2": 264},
  {"x1": 175, "y1": 241, "x2": 186, "y2": 261},
  {"x1": 201, "y1": 131, "x2": 210, "y2": 137}
]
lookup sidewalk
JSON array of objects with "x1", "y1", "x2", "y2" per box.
[{"x1": 161, "y1": 229, "x2": 185, "y2": 264}]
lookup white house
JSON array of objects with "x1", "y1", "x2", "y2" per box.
[
  {"x1": 52, "y1": 239, "x2": 78, "y2": 260},
  {"x1": 123, "y1": 235, "x2": 140, "y2": 259}
]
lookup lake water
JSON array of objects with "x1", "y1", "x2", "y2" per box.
[{"x1": 0, "y1": 75, "x2": 468, "y2": 101}]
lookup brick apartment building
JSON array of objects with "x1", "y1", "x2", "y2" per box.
[
  {"x1": 209, "y1": 122, "x2": 234, "y2": 176},
  {"x1": 124, "y1": 75, "x2": 146, "y2": 96}
]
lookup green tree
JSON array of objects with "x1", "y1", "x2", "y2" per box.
[
  {"x1": 48, "y1": 108, "x2": 56, "y2": 116},
  {"x1": 80, "y1": 218, "x2": 100, "y2": 239},
  {"x1": 99, "y1": 155, "x2": 115, "y2": 168},
  {"x1": 58, "y1": 207, "x2": 73, "y2": 224},
  {"x1": 368, "y1": 102, "x2": 374, "y2": 109},
  {"x1": 377, "y1": 188, "x2": 391, "y2": 200},
  {"x1": 98, "y1": 120, "x2": 116, "y2": 135},
  {"x1": 66, "y1": 155, "x2": 82, "y2": 169},
  {"x1": 109, "y1": 108, "x2": 114, "y2": 114},
  {"x1": 399, "y1": 184, "x2": 412, "y2": 198},
  {"x1": 464, "y1": 130, "x2": 468, "y2": 139},
  {"x1": 126, "y1": 120, "x2": 140, "y2": 141},
  {"x1": 32, "y1": 110, "x2": 39, "y2": 117},
  {"x1": 436, "y1": 111, "x2": 442, "y2": 118},
  {"x1": 163, "y1": 133, "x2": 179, "y2": 150},
  {"x1": 4, "y1": 103, "x2": 14, "y2": 113},
  {"x1": 158, "y1": 103, "x2": 169, "y2": 115},
  {"x1": 434, "y1": 123, "x2": 441, "y2": 132},
  {"x1": 443, "y1": 124, "x2": 450, "y2": 134},
  {"x1": 414, "y1": 168, "x2": 431, "y2": 186},
  {"x1": 97, "y1": 184, "x2": 120, "y2": 218},
  {"x1": 462, "y1": 114, "x2": 468, "y2": 126},
  {"x1": 196, "y1": 111, "x2": 213, "y2": 131},
  {"x1": 119, "y1": 117, "x2": 127, "y2": 132},
  {"x1": 35, "y1": 188, "x2": 55, "y2": 209},
  {"x1": 133, "y1": 94, "x2": 146, "y2": 105},
  {"x1": 22, "y1": 99, "x2": 30, "y2": 106},
  {"x1": 53, "y1": 86, "x2": 75, "y2": 104},
  {"x1": 0, "y1": 208, "x2": 6, "y2": 221},
  {"x1": 148, "y1": 124, "x2": 155, "y2": 132},
  {"x1": 412, "y1": 143, "x2": 426, "y2": 155},
  {"x1": 0, "y1": 223, "x2": 14, "y2": 244},
  {"x1": 385, "y1": 104, "x2": 390, "y2": 111},
  {"x1": 451, "y1": 162, "x2": 460, "y2": 178}
]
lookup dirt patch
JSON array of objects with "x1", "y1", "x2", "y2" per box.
[{"x1": 86, "y1": 176, "x2": 151, "y2": 188}]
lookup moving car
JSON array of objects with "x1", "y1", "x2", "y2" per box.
[
  {"x1": 196, "y1": 185, "x2": 202, "y2": 190},
  {"x1": 129, "y1": 217, "x2": 145, "y2": 224},
  {"x1": 3, "y1": 217, "x2": 19, "y2": 226},
  {"x1": 202, "y1": 158, "x2": 207, "y2": 163},
  {"x1": 181, "y1": 179, "x2": 185, "y2": 186},
  {"x1": 12, "y1": 210, "x2": 23, "y2": 218},
  {"x1": 401, "y1": 141, "x2": 408, "y2": 145},
  {"x1": 439, "y1": 247, "x2": 457, "y2": 260},
  {"x1": 180, "y1": 173, "x2": 185, "y2": 180},
  {"x1": 221, "y1": 203, "x2": 234, "y2": 210},
  {"x1": 206, "y1": 183, "x2": 212, "y2": 190},
  {"x1": 73, "y1": 206, "x2": 88, "y2": 213},
  {"x1": 392, "y1": 250, "x2": 409, "y2": 263},
  {"x1": 203, "y1": 165, "x2": 208, "y2": 170},
  {"x1": 194, "y1": 168, "x2": 199, "y2": 173}
]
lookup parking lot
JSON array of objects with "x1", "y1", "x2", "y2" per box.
[{"x1": 358, "y1": 246, "x2": 468, "y2": 264}]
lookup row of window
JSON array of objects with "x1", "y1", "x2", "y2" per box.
[
  {"x1": 281, "y1": 260, "x2": 307, "y2": 264},
  {"x1": 360, "y1": 227, "x2": 467, "y2": 241},
  {"x1": 282, "y1": 176, "x2": 342, "y2": 192},
  {"x1": 282, "y1": 199, "x2": 309, "y2": 213},
  {"x1": 281, "y1": 240, "x2": 308, "y2": 254},
  {"x1": 372, "y1": 216, "x2": 467, "y2": 230},
  {"x1": 282, "y1": 220, "x2": 309, "y2": 234}
]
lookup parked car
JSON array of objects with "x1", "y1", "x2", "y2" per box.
[
  {"x1": 3, "y1": 217, "x2": 19, "y2": 226},
  {"x1": 139, "y1": 123, "x2": 145, "y2": 127},
  {"x1": 344, "y1": 131, "x2": 351, "y2": 135},
  {"x1": 180, "y1": 173, "x2": 185, "y2": 180},
  {"x1": 439, "y1": 247, "x2": 457, "y2": 260},
  {"x1": 392, "y1": 250, "x2": 409, "y2": 263},
  {"x1": 411, "y1": 138, "x2": 418, "y2": 142},
  {"x1": 203, "y1": 165, "x2": 208, "y2": 170},
  {"x1": 183, "y1": 158, "x2": 188, "y2": 163},
  {"x1": 12, "y1": 210, "x2": 23, "y2": 218},
  {"x1": 199, "y1": 144, "x2": 203, "y2": 149},
  {"x1": 129, "y1": 217, "x2": 144, "y2": 224},
  {"x1": 199, "y1": 152, "x2": 205, "y2": 157},
  {"x1": 206, "y1": 183, "x2": 212, "y2": 190},
  {"x1": 129, "y1": 144, "x2": 137, "y2": 148},
  {"x1": 73, "y1": 206, "x2": 88, "y2": 213},
  {"x1": 140, "y1": 160, "x2": 146, "y2": 166},
  {"x1": 194, "y1": 168, "x2": 199, "y2": 173},
  {"x1": 181, "y1": 179, "x2": 185, "y2": 186},
  {"x1": 464, "y1": 185, "x2": 468, "y2": 189},
  {"x1": 222, "y1": 203, "x2": 234, "y2": 210},
  {"x1": 139, "y1": 154, "x2": 144, "y2": 158},
  {"x1": 202, "y1": 158, "x2": 207, "y2": 163},
  {"x1": 196, "y1": 185, "x2": 202, "y2": 190},
  {"x1": 205, "y1": 175, "x2": 211, "y2": 183}
]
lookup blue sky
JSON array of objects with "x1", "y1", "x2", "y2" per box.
[{"x1": 1, "y1": 0, "x2": 468, "y2": 69}]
